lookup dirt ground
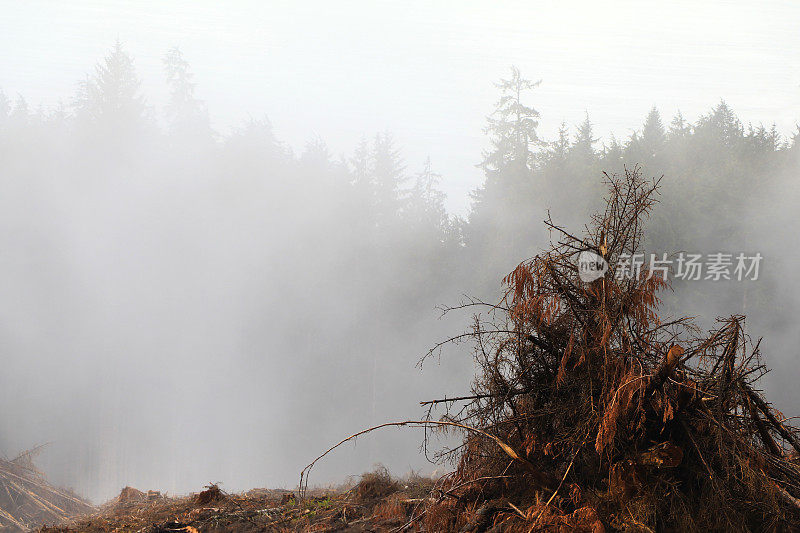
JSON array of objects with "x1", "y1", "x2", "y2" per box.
[{"x1": 36, "y1": 473, "x2": 433, "y2": 533}]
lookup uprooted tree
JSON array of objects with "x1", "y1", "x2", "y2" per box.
[
  {"x1": 419, "y1": 168, "x2": 800, "y2": 532},
  {"x1": 302, "y1": 167, "x2": 800, "y2": 531}
]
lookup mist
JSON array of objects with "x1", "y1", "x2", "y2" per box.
[{"x1": 1, "y1": 1, "x2": 799, "y2": 505}]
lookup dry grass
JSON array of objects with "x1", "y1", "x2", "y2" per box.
[{"x1": 354, "y1": 466, "x2": 399, "y2": 503}]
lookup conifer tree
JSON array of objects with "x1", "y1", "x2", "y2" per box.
[
  {"x1": 480, "y1": 66, "x2": 542, "y2": 173},
  {"x1": 163, "y1": 47, "x2": 210, "y2": 138},
  {"x1": 641, "y1": 106, "x2": 666, "y2": 156},
  {"x1": 75, "y1": 41, "x2": 147, "y2": 132}
]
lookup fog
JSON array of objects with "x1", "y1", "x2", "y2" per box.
[{"x1": 0, "y1": 2, "x2": 799, "y2": 503}]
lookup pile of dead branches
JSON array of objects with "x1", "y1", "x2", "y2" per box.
[
  {"x1": 0, "y1": 447, "x2": 94, "y2": 531},
  {"x1": 415, "y1": 168, "x2": 800, "y2": 531}
]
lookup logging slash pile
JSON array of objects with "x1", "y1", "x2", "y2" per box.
[
  {"x1": 0, "y1": 448, "x2": 94, "y2": 531},
  {"x1": 411, "y1": 169, "x2": 800, "y2": 531}
]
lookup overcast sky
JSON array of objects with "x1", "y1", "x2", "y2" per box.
[{"x1": 1, "y1": 0, "x2": 798, "y2": 214}]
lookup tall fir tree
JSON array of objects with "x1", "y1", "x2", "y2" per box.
[
  {"x1": 370, "y1": 131, "x2": 406, "y2": 227},
  {"x1": 468, "y1": 67, "x2": 544, "y2": 282},
  {"x1": 571, "y1": 112, "x2": 597, "y2": 161},
  {"x1": 163, "y1": 47, "x2": 211, "y2": 139},
  {"x1": 640, "y1": 106, "x2": 666, "y2": 156},
  {"x1": 668, "y1": 110, "x2": 691, "y2": 139},
  {"x1": 75, "y1": 40, "x2": 147, "y2": 134},
  {"x1": 407, "y1": 156, "x2": 448, "y2": 235},
  {"x1": 481, "y1": 66, "x2": 542, "y2": 173},
  {"x1": 549, "y1": 121, "x2": 570, "y2": 162}
]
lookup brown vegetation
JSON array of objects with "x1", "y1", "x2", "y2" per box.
[{"x1": 414, "y1": 168, "x2": 800, "y2": 531}]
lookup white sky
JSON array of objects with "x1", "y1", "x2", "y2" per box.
[{"x1": 1, "y1": 0, "x2": 799, "y2": 214}]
